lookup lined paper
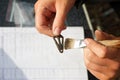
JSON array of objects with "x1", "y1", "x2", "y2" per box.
[{"x1": 0, "y1": 27, "x2": 88, "y2": 80}]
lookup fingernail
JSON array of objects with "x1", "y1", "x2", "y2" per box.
[
  {"x1": 53, "y1": 27, "x2": 61, "y2": 36},
  {"x1": 84, "y1": 39, "x2": 89, "y2": 45}
]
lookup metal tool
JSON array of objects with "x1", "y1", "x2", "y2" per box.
[{"x1": 53, "y1": 35, "x2": 64, "y2": 53}]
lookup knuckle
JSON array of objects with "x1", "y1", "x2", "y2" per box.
[
  {"x1": 114, "y1": 63, "x2": 120, "y2": 70},
  {"x1": 85, "y1": 59, "x2": 99, "y2": 71},
  {"x1": 109, "y1": 73, "x2": 117, "y2": 79},
  {"x1": 112, "y1": 63, "x2": 120, "y2": 73},
  {"x1": 101, "y1": 72, "x2": 117, "y2": 80},
  {"x1": 107, "y1": 63, "x2": 120, "y2": 79},
  {"x1": 85, "y1": 59, "x2": 91, "y2": 68},
  {"x1": 100, "y1": 46, "x2": 108, "y2": 58},
  {"x1": 36, "y1": 26, "x2": 43, "y2": 33},
  {"x1": 34, "y1": 1, "x2": 38, "y2": 11}
]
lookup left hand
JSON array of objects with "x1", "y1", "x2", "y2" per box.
[
  {"x1": 84, "y1": 30, "x2": 120, "y2": 80},
  {"x1": 34, "y1": 0, "x2": 75, "y2": 36}
]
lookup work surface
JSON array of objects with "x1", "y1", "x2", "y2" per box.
[{"x1": 0, "y1": 27, "x2": 88, "y2": 80}]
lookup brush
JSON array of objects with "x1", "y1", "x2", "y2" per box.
[{"x1": 64, "y1": 38, "x2": 120, "y2": 50}]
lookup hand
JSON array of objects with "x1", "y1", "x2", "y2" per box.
[
  {"x1": 84, "y1": 30, "x2": 120, "y2": 80},
  {"x1": 34, "y1": 0, "x2": 76, "y2": 36}
]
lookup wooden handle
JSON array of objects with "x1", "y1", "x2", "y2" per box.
[{"x1": 99, "y1": 40, "x2": 120, "y2": 48}]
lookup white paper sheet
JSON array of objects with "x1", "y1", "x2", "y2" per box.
[{"x1": 0, "y1": 27, "x2": 88, "y2": 80}]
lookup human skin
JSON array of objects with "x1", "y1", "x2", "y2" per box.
[
  {"x1": 34, "y1": 0, "x2": 76, "y2": 36},
  {"x1": 34, "y1": 0, "x2": 120, "y2": 79},
  {"x1": 84, "y1": 30, "x2": 120, "y2": 80}
]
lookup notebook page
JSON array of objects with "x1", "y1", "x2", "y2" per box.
[{"x1": 0, "y1": 27, "x2": 88, "y2": 80}]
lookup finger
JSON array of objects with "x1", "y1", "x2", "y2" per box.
[
  {"x1": 88, "y1": 69, "x2": 111, "y2": 80},
  {"x1": 84, "y1": 50, "x2": 107, "y2": 73},
  {"x1": 88, "y1": 67, "x2": 119, "y2": 80},
  {"x1": 36, "y1": 25, "x2": 54, "y2": 36},
  {"x1": 84, "y1": 52, "x2": 117, "y2": 80},
  {"x1": 84, "y1": 44, "x2": 120, "y2": 79},
  {"x1": 84, "y1": 48, "x2": 107, "y2": 66},
  {"x1": 84, "y1": 38, "x2": 119, "y2": 58},
  {"x1": 84, "y1": 38, "x2": 106, "y2": 58},
  {"x1": 35, "y1": 6, "x2": 54, "y2": 36},
  {"x1": 95, "y1": 30, "x2": 107, "y2": 40},
  {"x1": 95, "y1": 30, "x2": 115, "y2": 40},
  {"x1": 52, "y1": 8, "x2": 66, "y2": 36}
]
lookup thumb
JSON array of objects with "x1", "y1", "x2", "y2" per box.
[
  {"x1": 84, "y1": 38, "x2": 107, "y2": 58},
  {"x1": 52, "y1": 10, "x2": 66, "y2": 36},
  {"x1": 84, "y1": 38, "x2": 119, "y2": 58}
]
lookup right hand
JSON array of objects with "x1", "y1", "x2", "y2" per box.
[
  {"x1": 34, "y1": 0, "x2": 76, "y2": 36},
  {"x1": 84, "y1": 30, "x2": 120, "y2": 80}
]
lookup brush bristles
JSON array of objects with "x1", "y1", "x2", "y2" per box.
[
  {"x1": 65, "y1": 38, "x2": 75, "y2": 49},
  {"x1": 65, "y1": 38, "x2": 120, "y2": 49}
]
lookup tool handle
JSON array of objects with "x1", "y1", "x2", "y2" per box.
[{"x1": 99, "y1": 40, "x2": 120, "y2": 48}]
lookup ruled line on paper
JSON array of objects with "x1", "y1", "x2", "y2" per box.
[{"x1": 0, "y1": 27, "x2": 88, "y2": 80}]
